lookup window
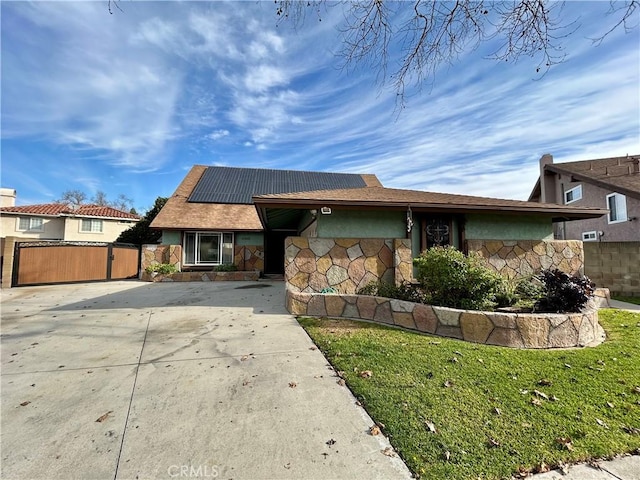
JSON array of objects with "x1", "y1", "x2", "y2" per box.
[
  {"x1": 564, "y1": 185, "x2": 582, "y2": 204},
  {"x1": 17, "y1": 217, "x2": 44, "y2": 232},
  {"x1": 184, "y1": 232, "x2": 234, "y2": 265},
  {"x1": 81, "y1": 219, "x2": 103, "y2": 232},
  {"x1": 606, "y1": 193, "x2": 627, "y2": 224},
  {"x1": 582, "y1": 231, "x2": 598, "y2": 241}
]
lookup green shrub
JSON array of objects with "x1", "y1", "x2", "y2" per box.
[
  {"x1": 413, "y1": 246, "x2": 507, "y2": 310},
  {"x1": 145, "y1": 263, "x2": 178, "y2": 275},
  {"x1": 215, "y1": 264, "x2": 238, "y2": 272},
  {"x1": 356, "y1": 281, "x2": 427, "y2": 303}
]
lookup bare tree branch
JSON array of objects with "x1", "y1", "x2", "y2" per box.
[{"x1": 592, "y1": 0, "x2": 639, "y2": 45}]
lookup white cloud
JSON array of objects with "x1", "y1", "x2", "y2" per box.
[{"x1": 207, "y1": 129, "x2": 230, "y2": 141}]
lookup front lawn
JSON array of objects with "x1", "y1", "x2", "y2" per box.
[{"x1": 299, "y1": 309, "x2": 640, "y2": 479}]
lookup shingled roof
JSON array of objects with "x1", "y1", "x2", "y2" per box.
[
  {"x1": 254, "y1": 186, "x2": 608, "y2": 221},
  {"x1": 0, "y1": 203, "x2": 140, "y2": 220},
  {"x1": 151, "y1": 165, "x2": 382, "y2": 230},
  {"x1": 536, "y1": 154, "x2": 640, "y2": 200}
]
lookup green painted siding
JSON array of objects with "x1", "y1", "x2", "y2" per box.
[
  {"x1": 317, "y1": 209, "x2": 406, "y2": 238},
  {"x1": 465, "y1": 214, "x2": 553, "y2": 241},
  {"x1": 161, "y1": 230, "x2": 181, "y2": 245},
  {"x1": 236, "y1": 232, "x2": 264, "y2": 246}
]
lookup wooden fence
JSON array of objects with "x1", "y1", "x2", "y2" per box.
[{"x1": 11, "y1": 241, "x2": 139, "y2": 287}]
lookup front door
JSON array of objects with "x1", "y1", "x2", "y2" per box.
[
  {"x1": 264, "y1": 229, "x2": 296, "y2": 274},
  {"x1": 422, "y1": 216, "x2": 453, "y2": 250}
]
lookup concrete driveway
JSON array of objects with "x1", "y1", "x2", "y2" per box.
[{"x1": 1, "y1": 280, "x2": 411, "y2": 480}]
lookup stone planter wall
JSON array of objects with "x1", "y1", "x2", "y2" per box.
[
  {"x1": 141, "y1": 244, "x2": 182, "y2": 275},
  {"x1": 287, "y1": 288, "x2": 601, "y2": 349},
  {"x1": 142, "y1": 271, "x2": 260, "y2": 282},
  {"x1": 467, "y1": 239, "x2": 584, "y2": 279},
  {"x1": 285, "y1": 237, "x2": 412, "y2": 294}
]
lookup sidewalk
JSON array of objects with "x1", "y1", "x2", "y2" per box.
[
  {"x1": 608, "y1": 299, "x2": 640, "y2": 312},
  {"x1": 530, "y1": 454, "x2": 640, "y2": 479}
]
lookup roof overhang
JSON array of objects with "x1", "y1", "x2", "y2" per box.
[{"x1": 253, "y1": 197, "x2": 608, "y2": 223}]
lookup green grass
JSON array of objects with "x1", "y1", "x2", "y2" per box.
[
  {"x1": 612, "y1": 296, "x2": 640, "y2": 305},
  {"x1": 299, "y1": 310, "x2": 640, "y2": 479}
]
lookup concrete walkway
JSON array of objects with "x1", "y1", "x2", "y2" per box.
[
  {"x1": 608, "y1": 299, "x2": 640, "y2": 312},
  {"x1": 1, "y1": 281, "x2": 411, "y2": 480}
]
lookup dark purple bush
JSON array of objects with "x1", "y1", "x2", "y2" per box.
[{"x1": 534, "y1": 269, "x2": 595, "y2": 313}]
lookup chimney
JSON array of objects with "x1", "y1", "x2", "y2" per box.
[
  {"x1": 539, "y1": 154, "x2": 556, "y2": 204},
  {"x1": 0, "y1": 188, "x2": 16, "y2": 207}
]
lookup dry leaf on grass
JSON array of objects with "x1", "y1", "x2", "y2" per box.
[
  {"x1": 96, "y1": 411, "x2": 113, "y2": 423},
  {"x1": 359, "y1": 370, "x2": 373, "y2": 378},
  {"x1": 425, "y1": 421, "x2": 437, "y2": 433},
  {"x1": 622, "y1": 425, "x2": 640, "y2": 435},
  {"x1": 443, "y1": 450, "x2": 451, "y2": 461},
  {"x1": 538, "y1": 378, "x2": 553, "y2": 386},
  {"x1": 537, "y1": 462, "x2": 550, "y2": 473},
  {"x1": 487, "y1": 437, "x2": 501, "y2": 448},
  {"x1": 596, "y1": 418, "x2": 609, "y2": 428},
  {"x1": 607, "y1": 401, "x2": 615, "y2": 408},
  {"x1": 556, "y1": 437, "x2": 574, "y2": 451},
  {"x1": 533, "y1": 390, "x2": 549, "y2": 400},
  {"x1": 443, "y1": 380, "x2": 454, "y2": 388},
  {"x1": 531, "y1": 398, "x2": 542, "y2": 406},
  {"x1": 493, "y1": 407, "x2": 502, "y2": 416}
]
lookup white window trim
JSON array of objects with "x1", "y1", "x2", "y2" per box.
[
  {"x1": 582, "y1": 231, "x2": 598, "y2": 242},
  {"x1": 80, "y1": 218, "x2": 104, "y2": 233},
  {"x1": 183, "y1": 231, "x2": 234, "y2": 266},
  {"x1": 564, "y1": 185, "x2": 582, "y2": 204},
  {"x1": 606, "y1": 193, "x2": 628, "y2": 224},
  {"x1": 16, "y1": 216, "x2": 44, "y2": 232}
]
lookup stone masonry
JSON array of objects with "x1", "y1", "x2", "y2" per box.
[
  {"x1": 141, "y1": 244, "x2": 182, "y2": 274},
  {"x1": 285, "y1": 237, "x2": 404, "y2": 294},
  {"x1": 233, "y1": 245, "x2": 264, "y2": 273},
  {"x1": 467, "y1": 239, "x2": 584, "y2": 279},
  {"x1": 287, "y1": 288, "x2": 601, "y2": 349}
]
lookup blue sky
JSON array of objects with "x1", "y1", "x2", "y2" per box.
[{"x1": 2, "y1": 1, "x2": 639, "y2": 213}]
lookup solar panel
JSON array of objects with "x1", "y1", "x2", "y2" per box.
[{"x1": 188, "y1": 166, "x2": 368, "y2": 204}]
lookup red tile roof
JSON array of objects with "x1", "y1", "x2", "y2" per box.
[{"x1": 0, "y1": 203, "x2": 141, "y2": 220}]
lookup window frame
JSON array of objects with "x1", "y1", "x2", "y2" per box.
[
  {"x1": 606, "y1": 193, "x2": 627, "y2": 224},
  {"x1": 582, "y1": 231, "x2": 598, "y2": 242},
  {"x1": 80, "y1": 218, "x2": 104, "y2": 233},
  {"x1": 183, "y1": 231, "x2": 234, "y2": 266},
  {"x1": 564, "y1": 185, "x2": 582, "y2": 204},
  {"x1": 16, "y1": 216, "x2": 44, "y2": 232}
]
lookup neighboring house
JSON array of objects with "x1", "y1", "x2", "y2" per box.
[
  {"x1": 529, "y1": 154, "x2": 640, "y2": 242},
  {"x1": 151, "y1": 165, "x2": 607, "y2": 275},
  {"x1": 0, "y1": 194, "x2": 140, "y2": 243}
]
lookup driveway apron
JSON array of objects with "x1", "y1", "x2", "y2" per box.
[{"x1": 1, "y1": 281, "x2": 411, "y2": 480}]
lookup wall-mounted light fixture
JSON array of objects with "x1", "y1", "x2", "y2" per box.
[{"x1": 320, "y1": 206, "x2": 332, "y2": 215}]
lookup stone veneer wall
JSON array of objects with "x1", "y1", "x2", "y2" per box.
[
  {"x1": 285, "y1": 237, "x2": 412, "y2": 294},
  {"x1": 141, "y1": 244, "x2": 182, "y2": 275},
  {"x1": 287, "y1": 288, "x2": 601, "y2": 349},
  {"x1": 467, "y1": 240, "x2": 584, "y2": 279},
  {"x1": 234, "y1": 245, "x2": 264, "y2": 273},
  {"x1": 144, "y1": 271, "x2": 260, "y2": 282}
]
